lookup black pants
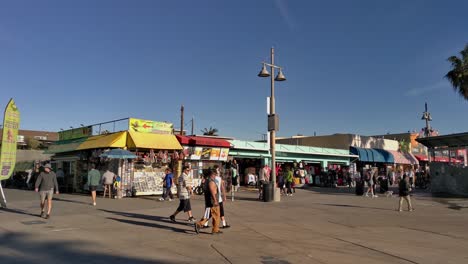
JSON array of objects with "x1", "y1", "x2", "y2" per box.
[
  {"x1": 286, "y1": 182, "x2": 292, "y2": 194},
  {"x1": 162, "y1": 187, "x2": 173, "y2": 200}
]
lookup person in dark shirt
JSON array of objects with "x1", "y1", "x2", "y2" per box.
[
  {"x1": 194, "y1": 169, "x2": 221, "y2": 235},
  {"x1": 34, "y1": 164, "x2": 59, "y2": 219},
  {"x1": 398, "y1": 174, "x2": 414, "y2": 212}
]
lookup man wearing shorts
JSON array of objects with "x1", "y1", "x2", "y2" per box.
[
  {"x1": 35, "y1": 164, "x2": 59, "y2": 219},
  {"x1": 170, "y1": 166, "x2": 195, "y2": 222},
  {"x1": 88, "y1": 164, "x2": 101, "y2": 206}
]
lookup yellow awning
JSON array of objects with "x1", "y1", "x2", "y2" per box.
[
  {"x1": 127, "y1": 131, "x2": 182, "y2": 150},
  {"x1": 76, "y1": 131, "x2": 127, "y2": 150}
]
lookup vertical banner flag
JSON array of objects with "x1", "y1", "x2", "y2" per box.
[{"x1": 0, "y1": 99, "x2": 20, "y2": 180}]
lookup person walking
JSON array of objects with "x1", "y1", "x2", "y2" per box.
[
  {"x1": 169, "y1": 166, "x2": 195, "y2": 222},
  {"x1": 214, "y1": 166, "x2": 230, "y2": 229},
  {"x1": 101, "y1": 168, "x2": 116, "y2": 199},
  {"x1": 87, "y1": 164, "x2": 101, "y2": 206},
  {"x1": 34, "y1": 164, "x2": 59, "y2": 219},
  {"x1": 364, "y1": 169, "x2": 377, "y2": 198},
  {"x1": 398, "y1": 174, "x2": 414, "y2": 212},
  {"x1": 285, "y1": 167, "x2": 294, "y2": 196},
  {"x1": 194, "y1": 169, "x2": 221, "y2": 235},
  {"x1": 160, "y1": 167, "x2": 174, "y2": 201}
]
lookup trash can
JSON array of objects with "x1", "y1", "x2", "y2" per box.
[{"x1": 263, "y1": 182, "x2": 273, "y2": 202}]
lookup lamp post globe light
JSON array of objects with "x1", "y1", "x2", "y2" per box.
[{"x1": 258, "y1": 47, "x2": 286, "y2": 202}]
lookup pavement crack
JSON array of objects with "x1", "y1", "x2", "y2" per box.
[
  {"x1": 398, "y1": 226, "x2": 465, "y2": 240},
  {"x1": 211, "y1": 244, "x2": 233, "y2": 264},
  {"x1": 327, "y1": 220, "x2": 356, "y2": 229},
  {"x1": 331, "y1": 237, "x2": 420, "y2": 264}
]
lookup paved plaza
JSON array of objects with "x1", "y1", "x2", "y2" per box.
[{"x1": 1, "y1": 187, "x2": 468, "y2": 264}]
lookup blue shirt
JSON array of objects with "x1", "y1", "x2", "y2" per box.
[{"x1": 165, "y1": 173, "x2": 173, "y2": 188}]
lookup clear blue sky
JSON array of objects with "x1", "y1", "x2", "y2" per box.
[{"x1": 1, "y1": 0, "x2": 467, "y2": 140}]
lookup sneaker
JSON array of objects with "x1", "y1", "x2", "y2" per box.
[
  {"x1": 40, "y1": 211, "x2": 46, "y2": 218},
  {"x1": 409, "y1": 209, "x2": 415, "y2": 212},
  {"x1": 188, "y1": 216, "x2": 196, "y2": 222},
  {"x1": 168, "y1": 198, "x2": 172, "y2": 202},
  {"x1": 169, "y1": 215, "x2": 176, "y2": 223},
  {"x1": 194, "y1": 223, "x2": 200, "y2": 234},
  {"x1": 222, "y1": 224, "x2": 231, "y2": 229},
  {"x1": 45, "y1": 214, "x2": 50, "y2": 219},
  {"x1": 93, "y1": 202, "x2": 96, "y2": 206},
  {"x1": 398, "y1": 209, "x2": 402, "y2": 212},
  {"x1": 202, "y1": 225, "x2": 210, "y2": 229},
  {"x1": 159, "y1": 198, "x2": 164, "y2": 201}
]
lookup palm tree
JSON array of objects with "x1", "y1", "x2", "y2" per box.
[
  {"x1": 445, "y1": 44, "x2": 468, "y2": 100},
  {"x1": 201, "y1": 127, "x2": 219, "y2": 136}
]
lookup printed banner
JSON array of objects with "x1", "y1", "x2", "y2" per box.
[
  {"x1": 219, "y1": 148, "x2": 229, "y2": 161},
  {"x1": 190, "y1": 147, "x2": 202, "y2": 160},
  {"x1": 129, "y1": 118, "x2": 173, "y2": 134},
  {"x1": 58, "y1": 126, "x2": 92, "y2": 140},
  {"x1": 201, "y1": 148, "x2": 212, "y2": 160},
  {"x1": 210, "y1": 148, "x2": 221, "y2": 160},
  {"x1": 0, "y1": 99, "x2": 20, "y2": 180}
]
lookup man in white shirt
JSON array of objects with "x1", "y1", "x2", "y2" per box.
[{"x1": 101, "y1": 169, "x2": 116, "y2": 198}]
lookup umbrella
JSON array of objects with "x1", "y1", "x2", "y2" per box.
[{"x1": 100, "y1": 149, "x2": 137, "y2": 159}]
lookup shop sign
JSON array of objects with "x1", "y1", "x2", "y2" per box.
[
  {"x1": 59, "y1": 126, "x2": 92, "y2": 140},
  {"x1": 201, "y1": 148, "x2": 212, "y2": 160},
  {"x1": 219, "y1": 148, "x2": 229, "y2": 161},
  {"x1": 210, "y1": 148, "x2": 221, "y2": 160},
  {"x1": 129, "y1": 118, "x2": 173, "y2": 134},
  {"x1": 182, "y1": 146, "x2": 191, "y2": 159},
  {"x1": 190, "y1": 147, "x2": 202, "y2": 160},
  {"x1": 0, "y1": 99, "x2": 20, "y2": 180}
]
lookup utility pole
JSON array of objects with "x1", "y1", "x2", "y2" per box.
[
  {"x1": 421, "y1": 102, "x2": 432, "y2": 137},
  {"x1": 180, "y1": 105, "x2": 184, "y2": 135},
  {"x1": 191, "y1": 117, "x2": 194, "y2": 136},
  {"x1": 421, "y1": 102, "x2": 433, "y2": 163}
]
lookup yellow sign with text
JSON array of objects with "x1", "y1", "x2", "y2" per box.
[
  {"x1": 129, "y1": 118, "x2": 173, "y2": 134},
  {"x1": 0, "y1": 99, "x2": 20, "y2": 180}
]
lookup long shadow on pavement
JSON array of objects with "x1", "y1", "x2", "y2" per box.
[
  {"x1": 0, "y1": 207, "x2": 39, "y2": 217},
  {"x1": 0, "y1": 232, "x2": 178, "y2": 264},
  {"x1": 318, "y1": 203, "x2": 396, "y2": 211},
  {"x1": 107, "y1": 217, "x2": 193, "y2": 234},
  {"x1": 53, "y1": 197, "x2": 91, "y2": 205},
  {"x1": 101, "y1": 209, "x2": 194, "y2": 234}
]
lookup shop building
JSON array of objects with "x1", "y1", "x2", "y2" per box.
[
  {"x1": 228, "y1": 139, "x2": 357, "y2": 185},
  {"x1": 48, "y1": 118, "x2": 183, "y2": 196}
]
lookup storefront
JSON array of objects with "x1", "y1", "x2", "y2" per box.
[
  {"x1": 229, "y1": 140, "x2": 357, "y2": 186},
  {"x1": 176, "y1": 135, "x2": 231, "y2": 185},
  {"x1": 350, "y1": 147, "x2": 395, "y2": 177},
  {"x1": 49, "y1": 130, "x2": 183, "y2": 196}
]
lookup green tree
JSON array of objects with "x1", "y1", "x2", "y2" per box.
[
  {"x1": 201, "y1": 127, "x2": 219, "y2": 136},
  {"x1": 445, "y1": 44, "x2": 468, "y2": 100},
  {"x1": 26, "y1": 138, "x2": 41, "y2": 149}
]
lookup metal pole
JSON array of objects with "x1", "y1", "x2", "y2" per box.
[
  {"x1": 180, "y1": 105, "x2": 184, "y2": 135},
  {"x1": 0, "y1": 182, "x2": 7, "y2": 208},
  {"x1": 191, "y1": 117, "x2": 194, "y2": 136},
  {"x1": 270, "y1": 47, "x2": 278, "y2": 201}
]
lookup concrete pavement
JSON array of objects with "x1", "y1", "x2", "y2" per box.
[{"x1": 1, "y1": 187, "x2": 468, "y2": 263}]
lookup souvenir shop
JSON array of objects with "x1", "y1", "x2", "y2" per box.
[
  {"x1": 49, "y1": 131, "x2": 183, "y2": 197},
  {"x1": 228, "y1": 140, "x2": 357, "y2": 186},
  {"x1": 176, "y1": 135, "x2": 231, "y2": 185}
]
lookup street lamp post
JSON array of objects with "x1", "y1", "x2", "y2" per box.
[{"x1": 258, "y1": 47, "x2": 286, "y2": 202}]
